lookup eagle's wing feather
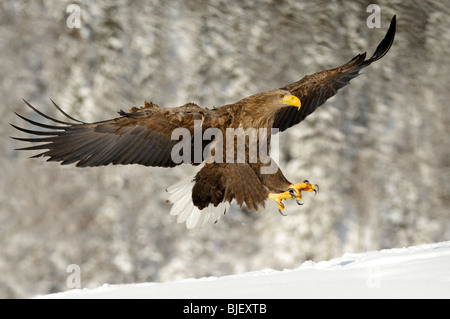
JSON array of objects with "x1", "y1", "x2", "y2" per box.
[
  {"x1": 12, "y1": 100, "x2": 217, "y2": 168},
  {"x1": 274, "y1": 15, "x2": 396, "y2": 132}
]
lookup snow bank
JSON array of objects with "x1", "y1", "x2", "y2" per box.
[{"x1": 38, "y1": 241, "x2": 450, "y2": 299}]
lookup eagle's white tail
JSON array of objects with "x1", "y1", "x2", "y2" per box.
[{"x1": 166, "y1": 175, "x2": 230, "y2": 229}]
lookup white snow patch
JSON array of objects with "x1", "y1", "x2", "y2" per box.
[{"x1": 37, "y1": 241, "x2": 450, "y2": 299}]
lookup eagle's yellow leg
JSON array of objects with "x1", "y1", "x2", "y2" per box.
[{"x1": 268, "y1": 192, "x2": 292, "y2": 213}]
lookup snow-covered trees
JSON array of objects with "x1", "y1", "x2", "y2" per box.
[{"x1": 1, "y1": 0, "x2": 449, "y2": 297}]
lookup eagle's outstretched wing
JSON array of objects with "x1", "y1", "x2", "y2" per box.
[
  {"x1": 11, "y1": 100, "x2": 218, "y2": 167},
  {"x1": 273, "y1": 15, "x2": 396, "y2": 132}
]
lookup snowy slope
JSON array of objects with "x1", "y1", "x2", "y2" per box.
[{"x1": 39, "y1": 241, "x2": 450, "y2": 299}]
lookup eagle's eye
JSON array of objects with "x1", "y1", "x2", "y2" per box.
[{"x1": 278, "y1": 93, "x2": 284, "y2": 99}]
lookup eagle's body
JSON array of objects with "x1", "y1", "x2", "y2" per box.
[{"x1": 12, "y1": 16, "x2": 396, "y2": 228}]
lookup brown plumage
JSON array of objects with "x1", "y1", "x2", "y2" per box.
[{"x1": 11, "y1": 16, "x2": 396, "y2": 228}]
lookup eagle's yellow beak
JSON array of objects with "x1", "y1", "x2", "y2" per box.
[{"x1": 280, "y1": 94, "x2": 301, "y2": 110}]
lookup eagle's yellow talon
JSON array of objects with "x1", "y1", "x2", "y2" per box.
[
  {"x1": 268, "y1": 181, "x2": 317, "y2": 214},
  {"x1": 268, "y1": 192, "x2": 291, "y2": 212},
  {"x1": 289, "y1": 180, "x2": 318, "y2": 196}
]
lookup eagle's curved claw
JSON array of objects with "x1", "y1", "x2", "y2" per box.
[
  {"x1": 288, "y1": 187, "x2": 304, "y2": 205},
  {"x1": 268, "y1": 192, "x2": 289, "y2": 214},
  {"x1": 288, "y1": 188, "x2": 297, "y2": 198}
]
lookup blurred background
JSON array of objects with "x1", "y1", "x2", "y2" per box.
[{"x1": 1, "y1": 0, "x2": 449, "y2": 298}]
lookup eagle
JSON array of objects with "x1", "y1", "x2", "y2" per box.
[{"x1": 11, "y1": 16, "x2": 396, "y2": 229}]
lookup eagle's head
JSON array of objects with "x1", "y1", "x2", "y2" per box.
[
  {"x1": 241, "y1": 89, "x2": 301, "y2": 110},
  {"x1": 236, "y1": 89, "x2": 301, "y2": 128},
  {"x1": 277, "y1": 90, "x2": 301, "y2": 110}
]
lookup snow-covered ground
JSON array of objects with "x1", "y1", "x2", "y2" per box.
[{"x1": 39, "y1": 241, "x2": 450, "y2": 299}]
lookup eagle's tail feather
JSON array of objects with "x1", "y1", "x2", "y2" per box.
[{"x1": 166, "y1": 174, "x2": 230, "y2": 229}]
